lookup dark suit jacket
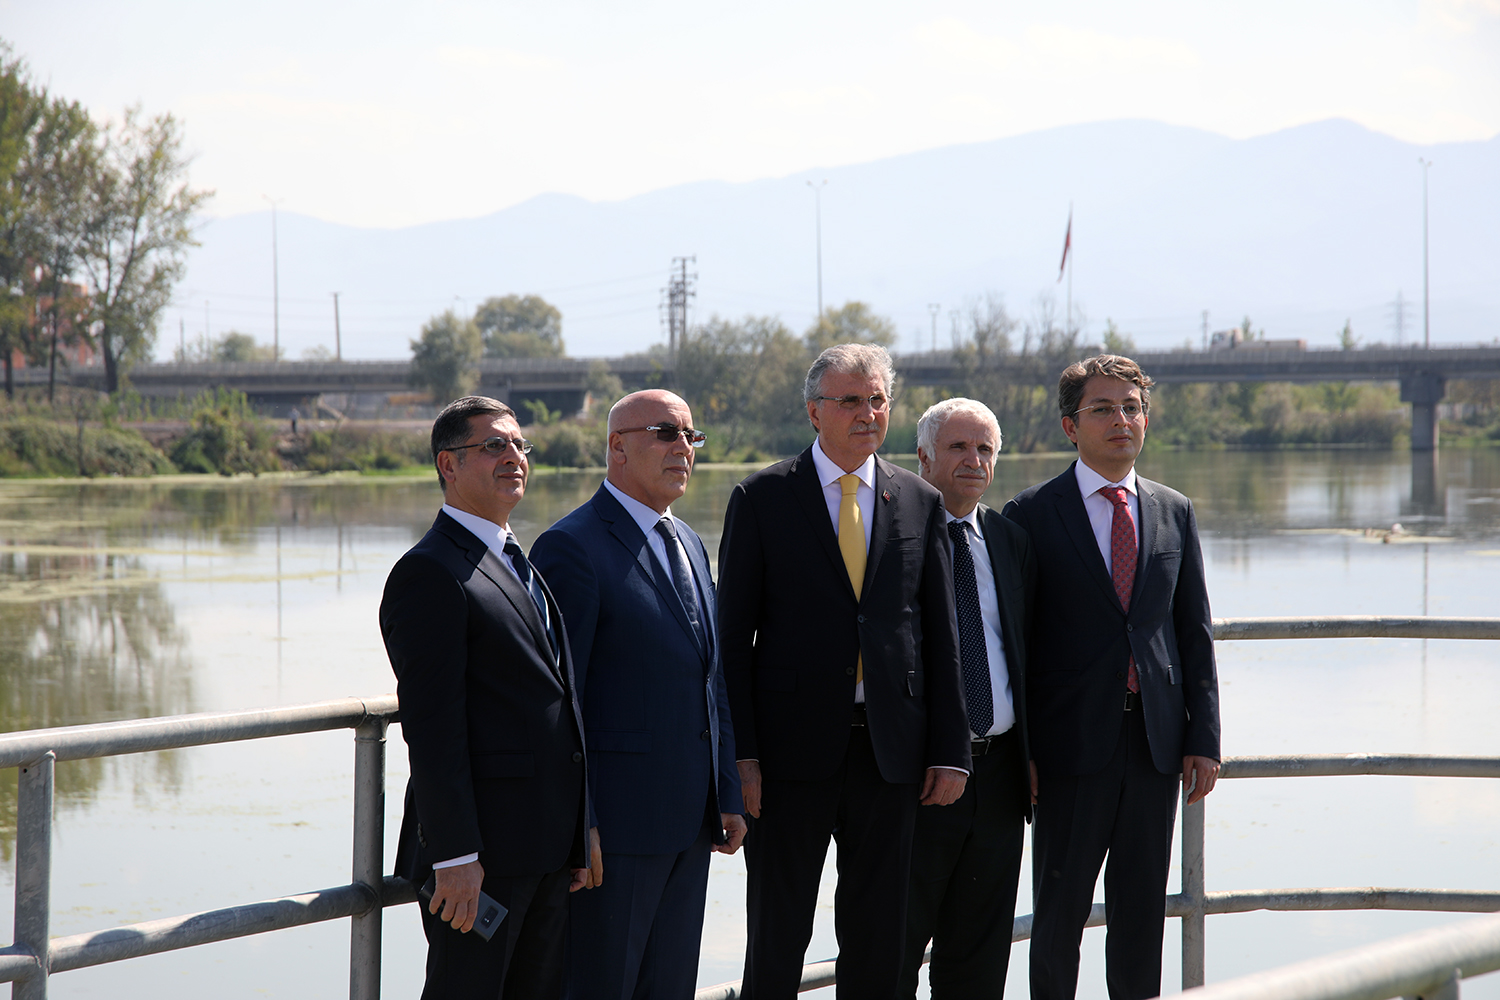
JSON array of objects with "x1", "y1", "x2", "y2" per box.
[
  {"x1": 718, "y1": 447, "x2": 970, "y2": 785},
  {"x1": 975, "y1": 503, "x2": 1038, "y2": 819},
  {"x1": 1002, "y1": 462, "x2": 1219, "y2": 777},
  {"x1": 530, "y1": 485, "x2": 742, "y2": 857},
  {"x1": 381, "y1": 511, "x2": 588, "y2": 884}
]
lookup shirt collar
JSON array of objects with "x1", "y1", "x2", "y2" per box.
[
  {"x1": 1073, "y1": 460, "x2": 1137, "y2": 500},
  {"x1": 811, "y1": 438, "x2": 876, "y2": 490},
  {"x1": 602, "y1": 477, "x2": 672, "y2": 537},
  {"x1": 944, "y1": 506, "x2": 985, "y2": 540},
  {"x1": 442, "y1": 503, "x2": 513, "y2": 552}
]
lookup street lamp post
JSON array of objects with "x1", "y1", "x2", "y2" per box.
[
  {"x1": 807, "y1": 180, "x2": 828, "y2": 323},
  {"x1": 1418, "y1": 158, "x2": 1431, "y2": 349},
  {"x1": 263, "y1": 195, "x2": 282, "y2": 362}
]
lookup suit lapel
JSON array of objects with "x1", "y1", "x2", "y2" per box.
[
  {"x1": 1133, "y1": 477, "x2": 1158, "y2": 602},
  {"x1": 863, "y1": 458, "x2": 899, "y2": 598},
  {"x1": 682, "y1": 529, "x2": 717, "y2": 667},
  {"x1": 437, "y1": 513, "x2": 562, "y2": 678},
  {"x1": 593, "y1": 486, "x2": 707, "y2": 662},
  {"x1": 789, "y1": 449, "x2": 855, "y2": 599},
  {"x1": 1049, "y1": 463, "x2": 1125, "y2": 614}
]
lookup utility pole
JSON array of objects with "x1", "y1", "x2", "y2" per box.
[
  {"x1": 1418, "y1": 158, "x2": 1431, "y2": 349},
  {"x1": 928, "y1": 303, "x2": 940, "y2": 354},
  {"x1": 332, "y1": 292, "x2": 342, "y2": 360},
  {"x1": 662, "y1": 257, "x2": 696, "y2": 357},
  {"x1": 1201, "y1": 310, "x2": 1209, "y2": 352},
  {"x1": 1389, "y1": 291, "x2": 1411, "y2": 347},
  {"x1": 949, "y1": 308, "x2": 961, "y2": 350},
  {"x1": 807, "y1": 180, "x2": 828, "y2": 323},
  {"x1": 180, "y1": 318, "x2": 186, "y2": 361},
  {"x1": 264, "y1": 195, "x2": 281, "y2": 361}
]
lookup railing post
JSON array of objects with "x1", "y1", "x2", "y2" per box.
[
  {"x1": 349, "y1": 716, "x2": 387, "y2": 1000},
  {"x1": 1181, "y1": 786, "x2": 1206, "y2": 989},
  {"x1": 15, "y1": 752, "x2": 55, "y2": 999}
]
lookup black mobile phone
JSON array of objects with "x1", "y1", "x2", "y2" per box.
[{"x1": 419, "y1": 875, "x2": 508, "y2": 942}]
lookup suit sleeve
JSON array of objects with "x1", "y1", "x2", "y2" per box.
[
  {"x1": 717, "y1": 483, "x2": 764, "y2": 763},
  {"x1": 1174, "y1": 499, "x2": 1221, "y2": 761},
  {"x1": 920, "y1": 492, "x2": 970, "y2": 772},
  {"x1": 381, "y1": 552, "x2": 483, "y2": 863}
]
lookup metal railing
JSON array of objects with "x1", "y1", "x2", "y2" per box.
[{"x1": 0, "y1": 617, "x2": 1495, "y2": 999}]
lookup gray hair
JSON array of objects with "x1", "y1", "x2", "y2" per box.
[
  {"x1": 802, "y1": 343, "x2": 897, "y2": 405},
  {"x1": 916, "y1": 397, "x2": 1003, "y2": 456}
]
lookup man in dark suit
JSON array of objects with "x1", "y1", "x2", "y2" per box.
[
  {"x1": 1001, "y1": 355, "x2": 1221, "y2": 1000},
  {"x1": 718, "y1": 343, "x2": 971, "y2": 1000},
  {"x1": 531, "y1": 389, "x2": 746, "y2": 1000},
  {"x1": 900, "y1": 398, "x2": 1036, "y2": 1000},
  {"x1": 381, "y1": 395, "x2": 601, "y2": 1000}
]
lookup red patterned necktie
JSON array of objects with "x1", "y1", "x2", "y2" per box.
[{"x1": 1099, "y1": 486, "x2": 1140, "y2": 694}]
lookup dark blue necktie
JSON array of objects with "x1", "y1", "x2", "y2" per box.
[
  {"x1": 655, "y1": 518, "x2": 706, "y2": 652},
  {"x1": 503, "y1": 535, "x2": 555, "y2": 653},
  {"x1": 948, "y1": 520, "x2": 994, "y2": 736}
]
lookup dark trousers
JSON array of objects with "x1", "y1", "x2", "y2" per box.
[
  {"x1": 419, "y1": 864, "x2": 573, "y2": 1000},
  {"x1": 741, "y1": 725, "x2": 920, "y2": 1000},
  {"x1": 1029, "y1": 704, "x2": 1180, "y2": 1000},
  {"x1": 565, "y1": 821, "x2": 714, "y2": 1000},
  {"x1": 899, "y1": 727, "x2": 1027, "y2": 1000}
]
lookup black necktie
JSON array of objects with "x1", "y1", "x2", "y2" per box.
[
  {"x1": 948, "y1": 519, "x2": 994, "y2": 737},
  {"x1": 655, "y1": 518, "x2": 706, "y2": 652},
  {"x1": 503, "y1": 535, "x2": 555, "y2": 653}
]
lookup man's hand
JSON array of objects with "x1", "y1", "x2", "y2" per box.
[
  {"x1": 1183, "y1": 755, "x2": 1220, "y2": 806},
  {"x1": 716, "y1": 813, "x2": 748, "y2": 855},
  {"x1": 570, "y1": 826, "x2": 603, "y2": 892},
  {"x1": 1029, "y1": 760, "x2": 1039, "y2": 804},
  {"x1": 919, "y1": 767, "x2": 967, "y2": 806},
  {"x1": 431, "y1": 860, "x2": 484, "y2": 933},
  {"x1": 737, "y1": 760, "x2": 763, "y2": 818}
]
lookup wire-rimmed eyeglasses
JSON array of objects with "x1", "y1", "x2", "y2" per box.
[
  {"x1": 1070, "y1": 402, "x2": 1147, "y2": 421},
  {"x1": 442, "y1": 436, "x2": 533, "y2": 456},
  {"x1": 615, "y1": 423, "x2": 708, "y2": 448},
  {"x1": 813, "y1": 392, "x2": 891, "y2": 411}
]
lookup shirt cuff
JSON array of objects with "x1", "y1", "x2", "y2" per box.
[
  {"x1": 933, "y1": 765, "x2": 971, "y2": 777},
  {"x1": 432, "y1": 853, "x2": 479, "y2": 869}
]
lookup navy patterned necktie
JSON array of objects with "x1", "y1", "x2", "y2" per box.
[
  {"x1": 503, "y1": 535, "x2": 555, "y2": 652},
  {"x1": 947, "y1": 519, "x2": 994, "y2": 736},
  {"x1": 655, "y1": 518, "x2": 706, "y2": 651}
]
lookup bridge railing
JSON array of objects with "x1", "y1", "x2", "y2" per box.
[{"x1": 0, "y1": 617, "x2": 1495, "y2": 999}]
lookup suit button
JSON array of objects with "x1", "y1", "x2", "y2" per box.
[
  {"x1": 846, "y1": 667, "x2": 856, "y2": 676},
  {"x1": 857, "y1": 615, "x2": 866, "y2": 623},
  {"x1": 700, "y1": 730, "x2": 710, "y2": 740},
  {"x1": 1126, "y1": 624, "x2": 1134, "y2": 632},
  {"x1": 572, "y1": 752, "x2": 583, "y2": 763},
  {"x1": 1117, "y1": 671, "x2": 1125, "y2": 679}
]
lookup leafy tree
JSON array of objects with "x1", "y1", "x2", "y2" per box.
[
  {"x1": 209, "y1": 331, "x2": 279, "y2": 362},
  {"x1": 410, "y1": 309, "x2": 482, "y2": 404},
  {"x1": 475, "y1": 294, "x2": 564, "y2": 358},
  {"x1": 76, "y1": 107, "x2": 211, "y2": 393},
  {"x1": 1102, "y1": 318, "x2": 1136, "y2": 355},
  {"x1": 805, "y1": 301, "x2": 896, "y2": 352},
  {"x1": 1338, "y1": 319, "x2": 1357, "y2": 351},
  {"x1": 678, "y1": 315, "x2": 810, "y2": 454},
  {"x1": 0, "y1": 49, "x2": 44, "y2": 399}
]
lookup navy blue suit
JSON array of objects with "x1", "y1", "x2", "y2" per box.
[{"x1": 532, "y1": 484, "x2": 741, "y2": 1000}]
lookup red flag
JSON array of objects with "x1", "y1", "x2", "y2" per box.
[{"x1": 1057, "y1": 207, "x2": 1072, "y2": 283}]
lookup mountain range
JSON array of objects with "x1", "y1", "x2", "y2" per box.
[{"x1": 173, "y1": 118, "x2": 1499, "y2": 361}]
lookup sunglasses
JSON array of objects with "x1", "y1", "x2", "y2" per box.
[{"x1": 615, "y1": 423, "x2": 707, "y2": 448}]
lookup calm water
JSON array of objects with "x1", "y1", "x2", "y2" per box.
[{"x1": 0, "y1": 448, "x2": 1496, "y2": 998}]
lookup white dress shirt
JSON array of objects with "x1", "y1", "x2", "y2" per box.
[
  {"x1": 1073, "y1": 462, "x2": 1140, "y2": 574},
  {"x1": 432, "y1": 503, "x2": 529, "y2": 871},
  {"x1": 944, "y1": 509, "x2": 1016, "y2": 738},
  {"x1": 809, "y1": 441, "x2": 875, "y2": 702}
]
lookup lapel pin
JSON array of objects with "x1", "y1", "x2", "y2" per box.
[{"x1": 882, "y1": 490, "x2": 892, "y2": 502}]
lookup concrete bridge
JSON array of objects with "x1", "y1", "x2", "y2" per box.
[{"x1": 22, "y1": 343, "x2": 1500, "y2": 450}]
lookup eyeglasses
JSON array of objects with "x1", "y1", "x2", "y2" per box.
[
  {"x1": 814, "y1": 393, "x2": 891, "y2": 411},
  {"x1": 615, "y1": 423, "x2": 708, "y2": 448},
  {"x1": 442, "y1": 436, "x2": 533, "y2": 456},
  {"x1": 1071, "y1": 403, "x2": 1147, "y2": 421}
]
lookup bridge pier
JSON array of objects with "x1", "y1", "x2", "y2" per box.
[{"x1": 1400, "y1": 374, "x2": 1446, "y2": 452}]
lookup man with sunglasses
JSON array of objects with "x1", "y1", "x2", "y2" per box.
[
  {"x1": 532, "y1": 389, "x2": 745, "y2": 1000},
  {"x1": 1002, "y1": 356, "x2": 1220, "y2": 1000},
  {"x1": 381, "y1": 395, "x2": 599, "y2": 1000},
  {"x1": 718, "y1": 343, "x2": 970, "y2": 999}
]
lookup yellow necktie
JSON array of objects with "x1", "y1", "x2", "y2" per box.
[{"x1": 838, "y1": 474, "x2": 866, "y2": 684}]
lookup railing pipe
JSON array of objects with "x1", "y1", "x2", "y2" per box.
[
  {"x1": 13, "y1": 752, "x2": 54, "y2": 999},
  {"x1": 1212, "y1": 617, "x2": 1500, "y2": 641},
  {"x1": 349, "y1": 716, "x2": 388, "y2": 1000},
  {"x1": 1205, "y1": 888, "x2": 1500, "y2": 915},
  {"x1": 1178, "y1": 910, "x2": 1500, "y2": 1000},
  {"x1": 1221, "y1": 755, "x2": 1500, "y2": 780},
  {"x1": 1182, "y1": 792, "x2": 1207, "y2": 988}
]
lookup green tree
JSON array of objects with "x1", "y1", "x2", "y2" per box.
[
  {"x1": 678, "y1": 315, "x2": 810, "y2": 454},
  {"x1": 209, "y1": 331, "x2": 279, "y2": 362},
  {"x1": 475, "y1": 294, "x2": 564, "y2": 358},
  {"x1": 77, "y1": 107, "x2": 211, "y2": 394},
  {"x1": 1338, "y1": 319, "x2": 1357, "y2": 351},
  {"x1": 1102, "y1": 318, "x2": 1136, "y2": 355},
  {"x1": 0, "y1": 49, "x2": 44, "y2": 400},
  {"x1": 805, "y1": 301, "x2": 896, "y2": 352},
  {"x1": 410, "y1": 309, "x2": 482, "y2": 404}
]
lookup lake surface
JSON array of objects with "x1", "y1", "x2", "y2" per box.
[{"x1": 0, "y1": 447, "x2": 1496, "y2": 998}]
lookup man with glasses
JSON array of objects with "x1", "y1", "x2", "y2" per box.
[
  {"x1": 531, "y1": 389, "x2": 745, "y2": 1000},
  {"x1": 718, "y1": 343, "x2": 970, "y2": 999},
  {"x1": 1002, "y1": 356, "x2": 1221, "y2": 1000},
  {"x1": 381, "y1": 395, "x2": 600, "y2": 1000}
]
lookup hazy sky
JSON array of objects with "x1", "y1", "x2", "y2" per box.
[{"x1": 4, "y1": 1, "x2": 1497, "y2": 229}]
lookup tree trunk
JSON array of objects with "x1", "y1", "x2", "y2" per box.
[
  {"x1": 102, "y1": 326, "x2": 119, "y2": 395},
  {"x1": 4, "y1": 352, "x2": 12, "y2": 400},
  {"x1": 47, "y1": 310, "x2": 58, "y2": 404}
]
